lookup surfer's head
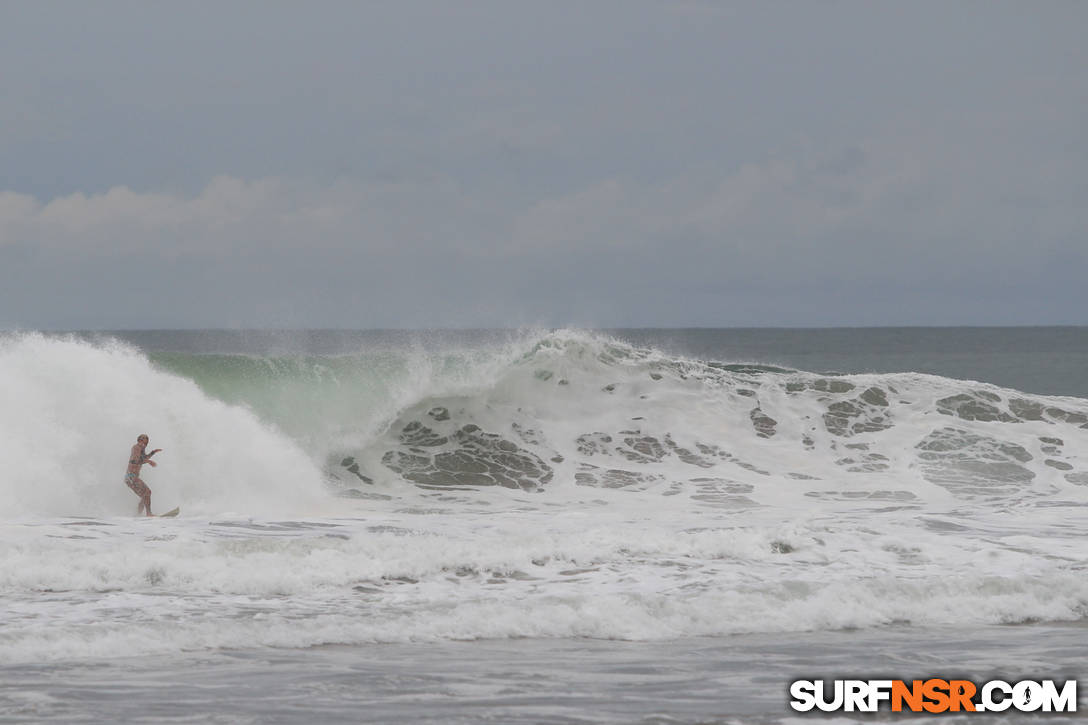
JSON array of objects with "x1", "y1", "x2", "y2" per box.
[{"x1": 137, "y1": 434, "x2": 149, "y2": 445}]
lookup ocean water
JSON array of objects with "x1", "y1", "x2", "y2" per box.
[{"x1": 1, "y1": 327, "x2": 1086, "y2": 723}]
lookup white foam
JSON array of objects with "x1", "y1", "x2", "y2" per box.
[
  {"x1": 352, "y1": 329, "x2": 1088, "y2": 513},
  {"x1": 1, "y1": 510, "x2": 1086, "y2": 663}
]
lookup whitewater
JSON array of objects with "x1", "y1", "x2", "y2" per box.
[{"x1": 1, "y1": 328, "x2": 1086, "y2": 722}]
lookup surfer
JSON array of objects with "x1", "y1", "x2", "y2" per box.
[{"x1": 125, "y1": 434, "x2": 162, "y2": 517}]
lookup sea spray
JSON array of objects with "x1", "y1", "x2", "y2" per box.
[{"x1": 0, "y1": 333, "x2": 327, "y2": 518}]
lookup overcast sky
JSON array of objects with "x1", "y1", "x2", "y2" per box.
[{"x1": 1, "y1": 1, "x2": 1085, "y2": 329}]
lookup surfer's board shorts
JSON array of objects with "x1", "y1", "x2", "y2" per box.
[{"x1": 125, "y1": 472, "x2": 150, "y2": 497}]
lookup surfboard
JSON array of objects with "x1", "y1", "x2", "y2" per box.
[{"x1": 157, "y1": 507, "x2": 180, "y2": 518}]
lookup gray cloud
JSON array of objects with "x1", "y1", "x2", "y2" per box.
[{"x1": 1, "y1": 1, "x2": 1085, "y2": 328}]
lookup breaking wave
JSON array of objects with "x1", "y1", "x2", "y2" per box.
[
  {"x1": 4, "y1": 328, "x2": 1087, "y2": 514},
  {"x1": 2, "y1": 329, "x2": 1087, "y2": 662}
]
